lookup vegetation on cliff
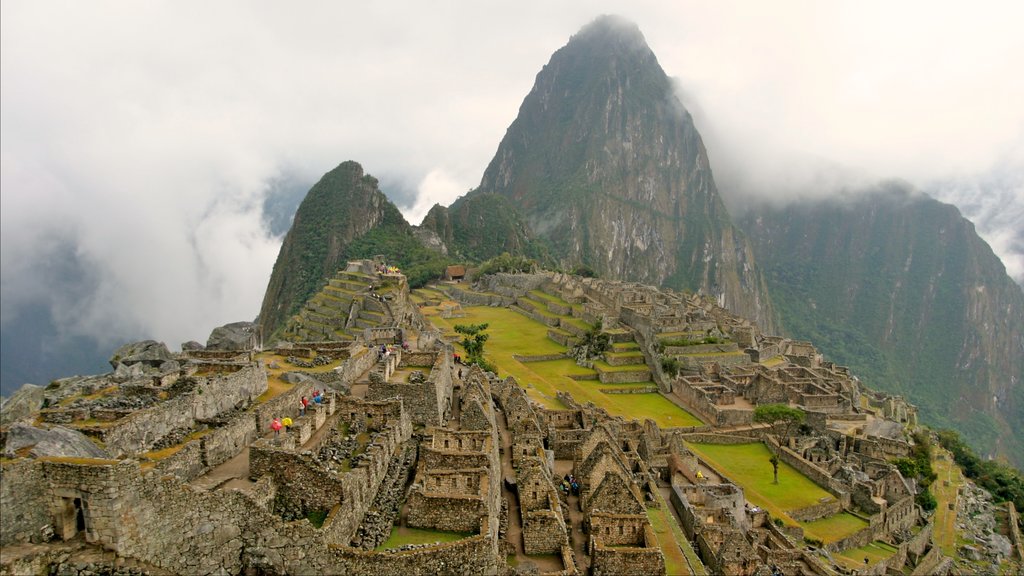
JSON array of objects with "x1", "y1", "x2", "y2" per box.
[{"x1": 740, "y1": 184, "x2": 1024, "y2": 467}]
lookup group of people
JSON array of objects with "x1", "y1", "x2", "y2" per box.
[
  {"x1": 299, "y1": 389, "x2": 325, "y2": 416},
  {"x1": 271, "y1": 390, "x2": 326, "y2": 435},
  {"x1": 376, "y1": 264, "x2": 401, "y2": 275},
  {"x1": 560, "y1": 473, "x2": 579, "y2": 495}
]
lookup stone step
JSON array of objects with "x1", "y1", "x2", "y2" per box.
[{"x1": 603, "y1": 351, "x2": 645, "y2": 366}]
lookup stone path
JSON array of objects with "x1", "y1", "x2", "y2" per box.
[
  {"x1": 495, "y1": 402, "x2": 525, "y2": 557},
  {"x1": 554, "y1": 459, "x2": 589, "y2": 574}
]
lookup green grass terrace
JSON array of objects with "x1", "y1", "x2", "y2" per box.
[
  {"x1": 420, "y1": 298, "x2": 703, "y2": 428},
  {"x1": 686, "y1": 442, "x2": 863, "y2": 543}
]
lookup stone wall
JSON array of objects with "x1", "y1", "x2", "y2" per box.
[
  {"x1": 0, "y1": 459, "x2": 49, "y2": 545},
  {"x1": 40, "y1": 459, "x2": 138, "y2": 549},
  {"x1": 788, "y1": 499, "x2": 844, "y2": 522},
  {"x1": 774, "y1": 443, "x2": 849, "y2": 502},
  {"x1": 523, "y1": 509, "x2": 568, "y2": 554},
  {"x1": 151, "y1": 439, "x2": 206, "y2": 480},
  {"x1": 421, "y1": 447, "x2": 491, "y2": 471},
  {"x1": 103, "y1": 363, "x2": 267, "y2": 457},
  {"x1": 250, "y1": 400, "x2": 409, "y2": 544},
  {"x1": 589, "y1": 524, "x2": 664, "y2": 576},
  {"x1": 368, "y1": 351, "x2": 452, "y2": 427},
  {"x1": 406, "y1": 491, "x2": 487, "y2": 533},
  {"x1": 202, "y1": 412, "x2": 260, "y2": 469}
]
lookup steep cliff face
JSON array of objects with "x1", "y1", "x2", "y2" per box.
[
  {"x1": 258, "y1": 161, "x2": 402, "y2": 339},
  {"x1": 473, "y1": 15, "x2": 774, "y2": 331},
  {"x1": 742, "y1": 185, "x2": 1024, "y2": 466}
]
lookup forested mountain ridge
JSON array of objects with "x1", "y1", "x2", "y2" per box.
[{"x1": 740, "y1": 184, "x2": 1024, "y2": 467}]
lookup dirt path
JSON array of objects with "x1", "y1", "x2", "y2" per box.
[
  {"x1": 496, "y1": 405, "x2": 525, "y2": 556},
  {"x1": 554, "y1": 459, "x2": 589, "y2": 574}
]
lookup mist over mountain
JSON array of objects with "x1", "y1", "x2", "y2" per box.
[{"x1": 927, "y1": 163, "x2": 1024, "y2": 287}]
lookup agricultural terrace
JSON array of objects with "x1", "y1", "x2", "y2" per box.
[
  {"x1": 686, "y1": 443, "x2": 863, "y2": 543},
  {"x1": 419, "y1": 297, "x2": 702, "y2": 428},
  {"x1": 931, "y1": 447, "x2": 965, "y2": 557}
]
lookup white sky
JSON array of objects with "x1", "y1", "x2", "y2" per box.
[{"x1": 2, "y1": 0, "x2": 1022, "y2": 351}]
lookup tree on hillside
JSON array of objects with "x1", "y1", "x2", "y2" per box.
[
  {"x1": 454, "y1": 323, "x2": 490, "y2": 366},
  {"x1": 753, "y1": 403, "x2": 806, "y2": 484}
]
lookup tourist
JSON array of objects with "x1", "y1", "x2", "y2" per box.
[
  {"x1": 300, "y1": 396, "x2": 308, "y2": 417},
  {"x1": 270, "y1": 417, "x2": 282, "y2": 437},
  {"x1": 282, "y1": 416, "x2": 293, "y2": 432}
]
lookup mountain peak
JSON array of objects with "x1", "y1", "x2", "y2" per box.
[
  {"x1": 571, "y1": 15, "x2": 647, "y2": 49},
  {"x1": 472, "y1": 18, "x2": 777, "y2": 332}
]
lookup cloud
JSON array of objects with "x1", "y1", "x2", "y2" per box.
[{"x1": 2, "y1": 0, "x2": 1023, "y2": 387}]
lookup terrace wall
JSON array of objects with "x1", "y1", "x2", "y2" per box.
[
  {"x1": 103, "y1": 364, "x2": 267, "y2": 457},
  {"x1": 0, "y1": 459, "x2": 49, "y2": 545}
]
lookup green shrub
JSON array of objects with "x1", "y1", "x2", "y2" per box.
[{"x1": 661, "y1": 357, "x2": 680, "y2": 378}]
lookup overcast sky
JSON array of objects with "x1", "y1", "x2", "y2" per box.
[{"x1": 2, "y1": 0, "x2": 1022, "y2": 357}]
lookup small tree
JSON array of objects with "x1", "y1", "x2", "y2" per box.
[
  {"x1": 753, "y1": 403, "x2": 805, "y2": 484},
  {"x1": 454, "y1": 323, "x2": 490, "y2": 365}
]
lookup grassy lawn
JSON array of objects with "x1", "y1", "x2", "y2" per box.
[
  {"x1": 835, "y1": 541, "x2": 898, "y2": 569},
  {"x1": 376, "y1": 526, "x2": 469, "y2": 550},
  {"x1": 932, "y1": 448, "x2": 964, "y2": 557},
  {"x1": 647, "y1": 505, "x2": 693, "y2": 576},
  {"x1": 799, "y1": 512, "x2": 868, "y2": 544},
  {"x1": 686, "y1": 443, "x2": 835, "y2": 529},
  {"x1": 423, "y1": 301, "x2": 702, "y2": 427}
]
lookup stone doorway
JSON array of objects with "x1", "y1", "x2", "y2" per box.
[{"x1": 56, "y1": 496, "x2": 89, "y2": 541}]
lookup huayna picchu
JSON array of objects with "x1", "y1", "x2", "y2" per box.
[{"x1": 3, "y1": 14, "x2": 1023, "y2": 576}]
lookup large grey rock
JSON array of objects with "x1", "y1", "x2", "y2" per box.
[
  {"x1": 111, "y1": 361, "x2": 147, "y2": 383},
  {"x1": 0, "y1": 383, "x2": 46, "y2": 426},
  {"x1": 109, "y1": 340, "x2": 172, "y2": 368},
  {"x1": 4, "y1": 424, "x2": 111, "y2": 459},
  {"x1": 206, "y1": 321, "x2": 258, "y2": 351},
  {"x1": 181, "y1": 340, "x2": 205, "y2": 351}
]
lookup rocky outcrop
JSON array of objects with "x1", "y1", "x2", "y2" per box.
[
  {"x1": 3, "y1": 423, "x2": 111, "y2": 459},
  {"x1": 0, "y1": 383, "x2": 45, "y2": 426},
  {"x1": 108, "y1": 340, "x2": 172, "y2": 369},
  {"x1": 206, "y1": 321, "x2": 258, "y2": 351}
]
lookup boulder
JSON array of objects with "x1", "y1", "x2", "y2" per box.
[
  {"x1": 4, "y1": 423, "x2": 111, "y2": 459},
  {"x1": 181, "y1": 340, "x2": 205, "y2": 351},
  {"x1": 206, "y1": 321, "x2": 258, "y2": 351},
  {"x1": 109, "y1": 340, "x2": 172, "y2": 368},
  {"x1": 0, "y1": 383, "x2": 46, "y2": 426},
  {"x1": 111, "y1": 362, "x2": 147, "y2": 383}
]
